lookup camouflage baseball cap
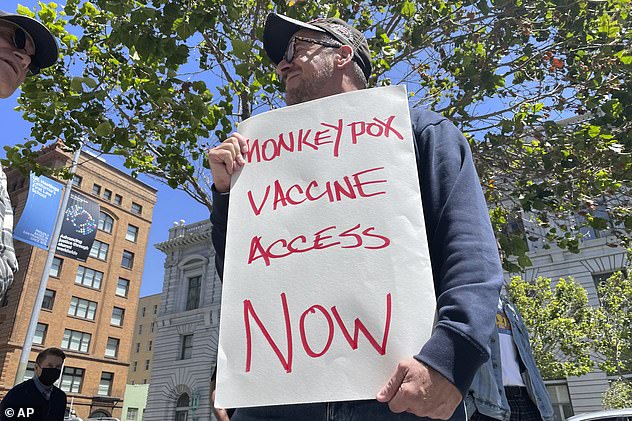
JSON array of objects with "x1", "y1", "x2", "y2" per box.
[{"x1": 263, "y1": 13, "x2": 372, "y2": 80}]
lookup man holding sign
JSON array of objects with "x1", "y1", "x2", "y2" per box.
[{"x1": 207, "y1": 13, "x2": 503, "y2": 421}]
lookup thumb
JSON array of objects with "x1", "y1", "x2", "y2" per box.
[{"x1": 376, "y1": 363, "x2": 406, "y2": 402}]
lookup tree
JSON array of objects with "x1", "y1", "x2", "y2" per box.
[
  {"x1": 602, "y1": 378, "x2": 632, "y2": 409},
  {"x1": 5, "y1": 0, "x2": 631, "y2": 261},
  {"x1": 506, "y1": 275, "x2": 596, "y2": 379},
  {"x1": 593, "y1": 270, "x2": 632, "y2": 376}
]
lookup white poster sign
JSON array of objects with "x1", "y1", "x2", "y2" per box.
[{"x1": 216, "y1": 85, "x2": 436, "y2": 408}]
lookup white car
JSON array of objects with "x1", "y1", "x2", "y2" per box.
[{"x1": 566, "y1": 409, "x2": 632, "y2": 421}]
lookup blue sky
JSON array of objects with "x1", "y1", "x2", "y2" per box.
[{"x1": 1, "y1": 91, "x2": 211, "y2": 297}]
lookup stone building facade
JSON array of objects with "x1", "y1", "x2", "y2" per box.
[{"x1": 144, "y1": 220, "x2": 222, "y2": 421}]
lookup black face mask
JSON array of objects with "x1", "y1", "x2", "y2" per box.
[{"x1": 38, "y1": 367, "x2": 61, "y2": 386}]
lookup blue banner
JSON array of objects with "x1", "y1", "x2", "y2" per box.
[
  {"x1": 55, "y1": 190, "x2": 100, "y2": 262},
  {"x1": 14, "y1": 173, "x2": 64, "y2": 249}
]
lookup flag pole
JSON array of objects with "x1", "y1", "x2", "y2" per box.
[{"x1": 14, "y1": 147, "x2": 82, "y2": 385}]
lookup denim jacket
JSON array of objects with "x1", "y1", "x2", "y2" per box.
[{"x1": 465, "y1": 298, "x2": 554, "y2": 421}]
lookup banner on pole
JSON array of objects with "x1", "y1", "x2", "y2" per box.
[
  {"x1": 55, "y1": 190, "x2": 99, "y2": 262},
  {"x1": 14, "y1": 173, "x2": 64, "y2": 249},
  {"x1": 216, "y1": 86, "x2": 437, "y2": 408}
]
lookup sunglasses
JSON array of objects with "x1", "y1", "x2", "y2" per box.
[
  {"x1": 0, "y1": 23, "x2": 39, "y2": 74},
  {"x1": 284, "y1": 35, "x2": 343, "y2": 63}
]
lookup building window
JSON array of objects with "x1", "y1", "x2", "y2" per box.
[
  {"x1": 126, "y1": 224, "x2": 139, "y2": 242},
  {"x1": 34, "y1": 323, "x2": 48, "y2": 345},
  {"x1": 105, "y1": 337, "x2": 120, "y2": 358},
  {"x1": 23, "y1": 362, "x2": 36, "y2": 381},
  {"x1": 114, "y1": 194, "x2": 122, "y2": 205},
  {"x1": 138, "y1": 325, "x2": 143, "y2": 335},
  {"x1": 180, "y1": 334, "x2": 193, "y2": 360},
  {"x1": 145, "y1": 359, "x2": 150, "y2": 370},
  {"x1": 62, "y1": 329, "x2": 91, "y2": 353},
  {"x1": 60, "y1": 367, "x2": 84, "y2": 393},
  {"x1": 592, "y1": 271, "x2": 621, "y2": 295},
  {"x1": 42, "y1": 289, "x2": 55, "y2": 311},
  {"x1": 132, "y1": 361, "x2": 137, "y2": 372},
  {"x1": 103, "y1": 189, "x2": 112, "y2": 200},
  {"x1": 121, "y1": 250, "x2": 134, "y2": 269},
  {"x1": 153, "y1": 304, "x2": 158, "y2": 314},
  {"x1": 175, "y1": 393, "x2": 189, "y2": 421},
  {"x1": 135, "y1": 342, "x2": 140, "y2": 353},
  {"x1": 148, "y1": 340, "x2": 152, "y2": 351},
  {"x1": 116, "y1": 278, "x2": 130, "y2": 297},
  {"x1": 68, "y1": 297, "x2": 97, "y2": 320},
  {"x1": 131, "y1": 202, "x2": 143, "y2": 215},
  {"x1": 142, "y1": 307, "x2": 146, "y2": 317},
  {"x1": 92, "y1": 184, "x2": 102, "y2": 195},
  {"x1": 50, "y1": 257, "x2": 63, "y2": 277},
  {"x1": 150, "y1": 322, "x2": 155, "y2": 333},
  {"x1": 75, "y1": 266, "x2": 103, "y2": 289},
  {"x1": 186, "y1": 276, "x2": 201, "y2": 311},
  {"x1": 546, "y1": 382, "x2": 573, "y2": 421},
  {"x1": 72, "y1": 175, "x2": 82, "y2": 188},
  {"x1": 127, "y1": 408, "x2": 139, "y2": 421},
  {"x1": 98, "y1": 372, "x2": 114, "y2": 396},
  {"x1": 111, "y1": 307, "x2": 125, "y2": 326},
  {"x1": 98, "y1": 212, "x2": 114, "y2": 233},
  {"x1": 89, "y1": 240, "x2": 109, "y2": 260}
]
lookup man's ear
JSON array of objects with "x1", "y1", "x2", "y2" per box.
[{"x1": 335, "y1": 45, "x2": 354, "y2": 69}]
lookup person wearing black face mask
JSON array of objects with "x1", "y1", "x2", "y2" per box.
[{"x1": 0, "y1": 347, "x2": 67, "y2": 421}]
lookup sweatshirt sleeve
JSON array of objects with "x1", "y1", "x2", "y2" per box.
[
  {"x1": 410, "y1": 109, "x2": 503, "y2": 396},
  {"x1": 210, "y1": 185, "x2": 230, "y2": 281}
]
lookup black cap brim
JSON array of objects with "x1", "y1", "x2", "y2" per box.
[
  {"x1": 263, "y1": 13, "x2": 326, "y2": 65},
  {"x1": 0, "y1": 11, "x2": 58, "y2": 70}
]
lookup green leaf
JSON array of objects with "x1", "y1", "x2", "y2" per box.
[
  {"x1": 400, "y1": 1, "x2": 416, "y2": 18},
  {"x1": 95, "y1": 122, "x2": 112, "y2": 137},
  {"x1": 16, "y1": 5, "x2": 35, "y2": 17},
  {"x1": 70, "y1": 77, "x2": 84, "y2": 93}
]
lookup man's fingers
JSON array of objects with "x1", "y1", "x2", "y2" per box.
[
  {"x1": 225, "y1": 133, "x2": 248, "y2": 166},
  {"x1": 376, "y1": 363, "x2": 406, "y2": 402},
  {"x1": 385, "y1": 386, "x2": 412, "y2": 414}
]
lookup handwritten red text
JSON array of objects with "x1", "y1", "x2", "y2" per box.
[
  {"x1": 247, "y1": 224, "x2": 391, "y2": 267},
  {"x1": 246, "y1": 116, "x2": 404, "y2": 164},
  {"x1": 243, "y1": 293, "x2": 392, "y2": 373}
]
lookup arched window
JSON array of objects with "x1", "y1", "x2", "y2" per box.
[
  {"x1": 175, "y1": 393, "x2": 190, "y2": 421},
  {"x1": 88, "y1": 410, "x2": 110, "y2": 419},
  {"x1": 98, "y1": 211, "x2": 114, "y2": 233}
]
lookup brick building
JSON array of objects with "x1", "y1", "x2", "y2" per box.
[{"x1": 0, "y1": 144, "x2": 157, "y2": 419}]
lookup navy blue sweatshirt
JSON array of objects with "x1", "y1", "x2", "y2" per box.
[{"x1": 210, "y1": 107, "x2": 503, "y2": 397}]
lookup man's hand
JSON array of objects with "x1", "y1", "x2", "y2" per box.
[
  {"x1": 207, "y1": 133, "x2": 249, "y2": 193},
  {"x1": 376, "y1": 357, "x2": 462, "y2": 419}
]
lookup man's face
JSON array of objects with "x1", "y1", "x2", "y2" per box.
[
  {"x1": 276, "y1": 29, "x2": 339, "y2": 106},
  {"x1": 34, "y1": 355, "x2": 63, "y2": 378},
  {"x1": 0, "y1": 20, "x2": 34, "y2": 99}
]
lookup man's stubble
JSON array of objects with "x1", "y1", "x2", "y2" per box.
[{"x1": 284, "y1": 55, "x2": 335, "y2": 106}]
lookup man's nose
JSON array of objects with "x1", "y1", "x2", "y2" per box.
[
  {"x1": 276, "y1": 59, "x2": 292, "y2": 80},
  {"x1": 12, "y1": 49, "x2": 32, "y2": 70}
]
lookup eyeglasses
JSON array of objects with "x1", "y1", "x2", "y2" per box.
[
  {"x1": 0, "y1": 23, "x2": 39, "y2": 74},
  {"x1": 283, "y1": 35, "x2": 343, "y2": 63}
]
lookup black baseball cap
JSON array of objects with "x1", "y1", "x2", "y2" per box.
[
  {"x1": 263, "y1": 13, "x2": 372, "y2": 80},
  {"x1": 0, "y1": 10, "x2": 58, "y2": 73}
]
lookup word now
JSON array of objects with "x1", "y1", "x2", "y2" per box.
[
  {"x1": 248, "y1": 223, "x2": 391, "y2": 267},
  {"x1": 244, "y1": 293, "x2": 392, "y2": 373},
  {"x1": 246, "y1": 115, "x2": 404, "y2": 164},
  {"x1": 247, "y1": 167, "x2": 386, "y2": 216}
]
